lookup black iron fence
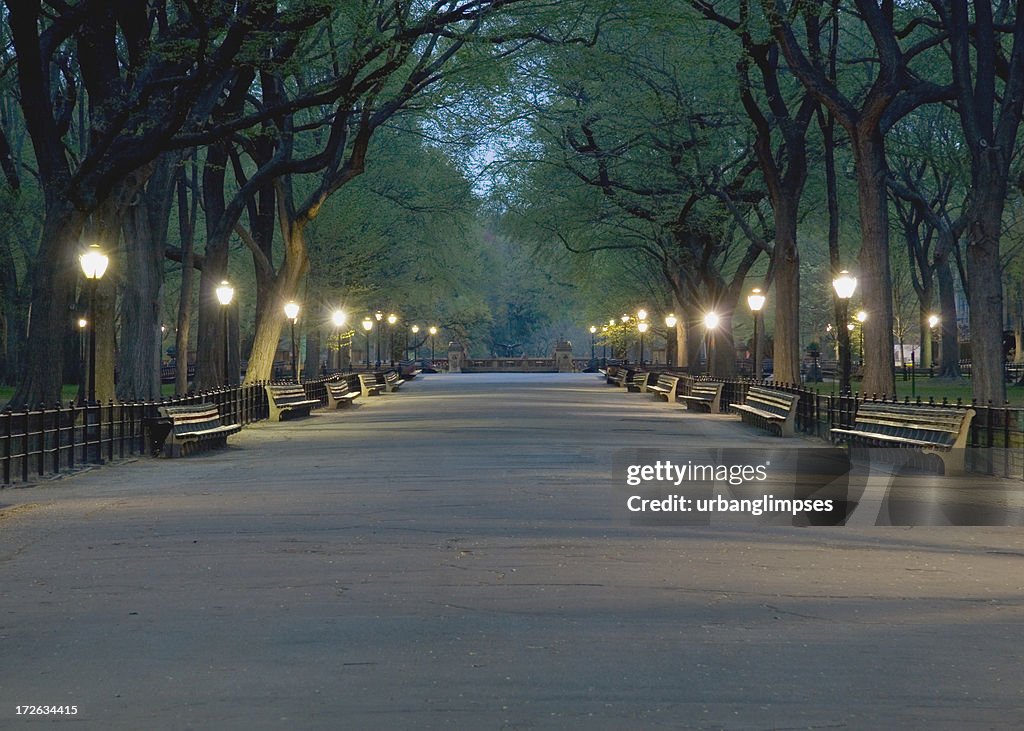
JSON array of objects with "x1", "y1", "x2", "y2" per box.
[
  {"x1": 672, "y1": 373, "x2": 1024, "y2": 481},
  {"x1": 0, "y1": 376, "x2": 343, "y2": 487}
]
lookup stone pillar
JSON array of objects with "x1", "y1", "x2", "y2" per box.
[
  {"x1": 448, "y1": 341, "x2": 467, "y2": 373},
  {"x1": 553, "y1": 341, "x2": 574, "y2": 372}
]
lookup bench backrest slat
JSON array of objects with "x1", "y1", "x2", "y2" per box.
[
  {"x1": 161, "y1": 405, "x2": 220, "y2": 421},
  {"x1": 267, "y1": 385, "x2": 311, "y2": 404},
  {"x1": 691, "y1": 383, "x2": 721, "y2": 397},
  {"x1": 745, "y1": 387, "x2": 798, "y2": 416},
  {"x1": 852, "y1": 403, "x2": 973, "y2": 446},
  {"x1": 159, "y1": 404, "x2": 225, "y2": 435}
]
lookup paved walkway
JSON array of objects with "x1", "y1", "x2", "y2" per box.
[{"x1": 1, "y1": 373, "x2": 1023, "y2": 729}]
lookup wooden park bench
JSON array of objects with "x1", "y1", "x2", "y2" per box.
[
  {"x1": 398, "y1": 360, "x2": 423, "y2": 379},
  {"x1": 156, "y1": 403, "x2": 241, "y2": 457},
  {"x1": 647, "y1": 374, "x2": 681, "y2": 402},
  {"x1": 384, "y1": 371, "x2": 405, "y2": 392},
  {"x1": 830, "y1": 402, "x2": 976, "y2": 475},
  {"x1": 265, "y1": 383, "x2": 320, "y2": 421},
  {"x1": 627, "y1": 371, "x2": 651, "y2": 393},
  {"x1": 609, "y1": 368, "x2": 630, "y2": 387},
  {"x1": 601, "y1": 361, "x2": 624, "y2": 382},
  {"x1": 677, "y1": 381, "x2": 723, "y2": 413},
  {"x1": 729, "y1": 386, "x2": 799, "y2": 436},
  {"x1": 358, "y1": 372, "x2": 385, "y2": 398},
  {"x1": 326, "y1": 380, "x2": 360, "y2": 409}
]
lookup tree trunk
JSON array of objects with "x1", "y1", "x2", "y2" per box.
[
  {"x1": 772, "y1": 196, "x2": 801, "y2": 384},
  {"x1": 684, "y1": 308, "x2": 702, "y2": 374},
  {"x1": 85, "y1": 196, "x2": 127, "y2": 405},
  {"x1": 852, "y1": 129, "x2": 897, "y2": 396},
  {"x1": 8, "y1": 205, "x2": 86, "y2": 407},
  {"x1": 117, "y1": 158, "x2": 176, "y2": 401},
  {"x1": 668, "y1": 278, "x2": 687, "y2": 368},
  {"x1": 195, "y1": 144, "x2": 231, "y2": 391},
  {"x1": 119, "y1": 205, "x2": 164, "y2": 401},
  {"x1": 305, "y1": 327, "x2": 321, "y2": 377},
  {"x1": 967, "y1": 180, "x2": 1007, "y2": 404},
  {"x1": 243, "y1": 221, "x2": 310, "y2": 384},
  {"x1": 819, "y1": 103, "x2": 853, "y2": 393},
  {"x1": 0, "y1": 235, "x2": 26, "y2": 387},
  {"x1": 174, "y1": 166, "x2": 197, "y2": 395},
  {"x1": 94, "y1": 276, "x2": 117, "y2": 404},
  {"x1": 709, "y1": 309, "x2": 737, "y2": 379},
  {"x1": 1013, "y1": 284, "x2": 1023, "y2": 364}
]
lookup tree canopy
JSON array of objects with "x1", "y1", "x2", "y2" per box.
[{"x1": 2, "y1": 1, "x2": 1024, "y2": 404}]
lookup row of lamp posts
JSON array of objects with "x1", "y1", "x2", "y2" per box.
[
  {"x1": 589, "y1": 304, "x2": 755, "y2": 377},
  {"x1": 215, "y1": 294, "x2": 442, "y2": 383},
  {"x1": 360, "y1": 315, "x2": 437, "y2": 371},
  {"x1": 76, "y1": 244, "x2": 448, "y2": 391},
  {"x1": 74, "y1": 251, "x2": 942, "y2": 395}
]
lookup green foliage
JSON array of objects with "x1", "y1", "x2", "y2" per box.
[{"x1": 303, "y1": 125, "x2": 496, "y2": 347}]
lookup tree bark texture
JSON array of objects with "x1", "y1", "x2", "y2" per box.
[
  {"x1": 117, "y1": 158, "x2": 175, "y2": 401},
  {"x1": 852, "y1": 130, "x2": 897, "y2": 396},
  {"x1": 966, "y1": 180, "x2": 1008, "y2": 403},
  {"x1": 243, "y1": 222, "x2": 310, "y2": 384}
]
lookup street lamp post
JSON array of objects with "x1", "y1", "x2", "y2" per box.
[
  {"x1": 216, "y1": 281, "x2": 235, "y2": 385},
  {"x1": 589, "y1": 326, "x2": 597, "y2": 367},
  {"x1": 374, "y1": 311, "x2": 383, "y2": 368},
  {"x1": 928, "y1": 314, "x2": 940, "y2": 374},
  {"x1": 411, "y1": 324, "x2": 420, "y2": 360},
  {"x1": 284, "y1": 301, "x2": 300, "y2": 382},
  {"x1": 703, "y1": 312, "x2": 720, "y2": 377},
  {"x1": 832, "y1": 270, "x2": 858, "y2": 393},
  {"x1": 664, "y1": 313, "x2": 677, "y2": 367},
  {"x1": 79, "y1": 244, "x2": 109, "y2": 404},
  {"x1": 428, "y1": 326, "x2": 437, "y2": 364},
  {"x1": 362, "y1": 317, "x2": 374, "y2": 370},
  {"x1": 847, "y1": 322, "x2": 856, "y2": 386},
  {"x1": 387, "y1": 313, "x2": 398, "y2": 367},
  {"x1": 911, "y1": 344, "x2": 917, "y2": 396},
  {"x1": 77, "y1": 317, "x2": 87, "y2": 404},
  {"x1": 856, "y1": 310, "x2": 868, "y2": 368},
  {"x1": 636, "y1": 310, "x2": 648, "y2": 365},
  {"x1": 601, "y1": 325, "x2": 609, "y2": 366},
  {"x1": 332, "y1": 309, "x2": 347, "y2": 372},
  {"x1": 826, "y1": 324, "x2": 837, "y2": 394},
  {"x1": 747, "y1": 288, "x2": 766, "y2": 380},
  {"x1": 620, "y1": 314, "x2": 630, "y2": 363}
]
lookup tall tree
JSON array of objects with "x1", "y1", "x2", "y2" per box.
[
  {"x1": 765, "y1": 0, "x2": 952, "y2": 396},
  {"x1": 930, "y1": 0, "x2": 1024, "y2": 404},
  {"x1": 175, "y1": 0, "x2": 565, "y2": 384},
  {"x1": 886, "y1": 104, "x2": 968, "y2": 380},
  {"x1": 4, "y1": 0, "x2": 326, "y2": 405},
  {"x1": 692, "y1": 0, "x2": 818, "y2": 385}
]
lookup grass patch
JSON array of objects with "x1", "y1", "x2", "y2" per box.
[{"x1": 813, "y1": 377, "x2": 1024, "y2": 406}]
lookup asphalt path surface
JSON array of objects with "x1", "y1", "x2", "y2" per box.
[{"x1": 1, "y1": 373, "x2": 1023, "y2": 729}]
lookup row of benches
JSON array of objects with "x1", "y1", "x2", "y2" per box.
[
  {"x1": 155, "y1": 370, "x2": 413, "y2": 458},
  {"x1": 606, "y1": 370, "x2": 976, "y2": 476}
]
